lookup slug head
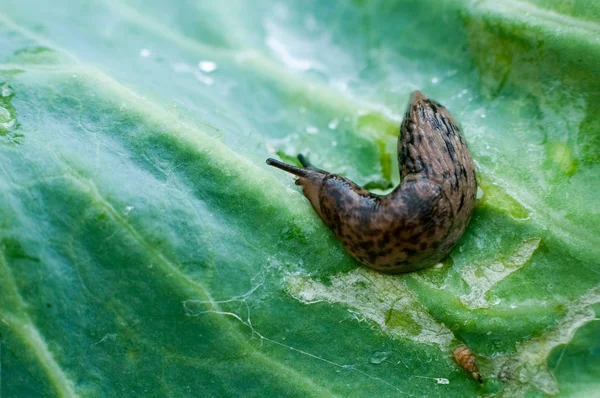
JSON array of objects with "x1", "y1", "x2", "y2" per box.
[{"x1": 265, "y1": 157, "x2": 326, "y2": 218}]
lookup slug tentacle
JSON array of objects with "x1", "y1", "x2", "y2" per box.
[
  {"x1": 266, "y1": 91, "x2": 476, "y2": 273},
  {"x1": 266, "y1": 158, "x2": 312, "y2": 178},
  {"x1": 297, "y1": 154, "x2": 313, "y2": 169}
]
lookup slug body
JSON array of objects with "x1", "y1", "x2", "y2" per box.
[{"x1": 266, "y1": 91, "x2": 477, "y2": 273}]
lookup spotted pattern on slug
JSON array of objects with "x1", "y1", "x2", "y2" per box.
[
  {"x1": 318, "y1": 176, "x2": 453, "y2": 270},
  {"x1": 266, "y1": 91, "x2": 477, "y2": 273}
]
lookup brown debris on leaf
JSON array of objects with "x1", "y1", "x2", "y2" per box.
[{"x1": 453, "y1": 345, "x2": 483, "y2": 383}]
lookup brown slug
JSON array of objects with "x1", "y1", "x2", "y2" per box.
[
  {"x1": 266, "y1": 91, "x2": 477, "y2": 273},
  {"x1": 453, "y1": 345, "x2": 483, "y2": 383}
]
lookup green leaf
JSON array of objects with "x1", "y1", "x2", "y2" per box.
[{"x1": 0, "y1": 0, "x2": 598, "y2": 396}]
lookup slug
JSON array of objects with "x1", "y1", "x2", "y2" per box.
[
  {"x1": 266, "y1": 91, "x2": 476, "y2": 273},
  {"x1": 453, "y1": 345, "x2": 483, "y2": 383}
]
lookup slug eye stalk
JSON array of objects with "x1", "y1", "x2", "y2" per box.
[{"x1": 266, "y1": 158, "x2": 311, "y2": 178}]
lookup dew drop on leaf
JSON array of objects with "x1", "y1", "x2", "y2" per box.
[
  {"x1": 369, "y1": 351, "x2": 391, "y2": 364},
  {"x1": 198, "y1": 61, "x2": 218, "y2": 73},
  {"x1": 0, "y1": 83, "x2": 14, "y2": 97},
  {"x1": 0, "y1": 105, "x2": 11, "y2": 122}
]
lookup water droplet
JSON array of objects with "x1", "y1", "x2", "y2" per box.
[
  {"x1": 305, "y1": 126, "x2": 319, "y2": 135},
  {"x1": 435, "y1": 378, "x2": 449, "y2": 385},
  {"x1": 0, "y1": 105, "x2": 11, "y2": 122},
  {"x1": 476, "y1": 187, "x2": 485, "y2": 200},
  {"x1": 328, "y1": 119, "x2": 339, "y2": 130},
  {"x1": 457, "y1": 89, "x2": 469, "y2": 99},
  {"x1": 332, "y1": 140, "x2": 338, "y2": 147},
  {"x1": 0, "y1": 83, "x2": 14, "y2": 97},
  {"x1": 0, "y1": 119, "x2": 16, "y2": 131},
  {"x1": 139, "y1": 49, "x2": 151, "y2": 58},
  {"x1": 431, "y1": 77, "x2": 439, "y2": 84},
  {"x1": 123, "y1": 205, "x2": 134, "y2": 216},
  {"x1": 510, "y1": 303, "x2": 517, "y2": 309},
  {"x1": 480, "y1": 113, "x2": 486, "y2": 119},
  {"x1": 198, "y1": 61, "x2": 217, "y2": 73},
  {"x1": 369, "y1": 351, "x2": 390, "y2": 364}
]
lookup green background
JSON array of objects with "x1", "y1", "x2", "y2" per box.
[{"x1": 0, "y1": 0, "x2": 599, "y2": 396}]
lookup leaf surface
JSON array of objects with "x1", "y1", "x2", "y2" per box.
[{"x1": 0, "y1": 0, "x2": 599, "y2": 396}]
